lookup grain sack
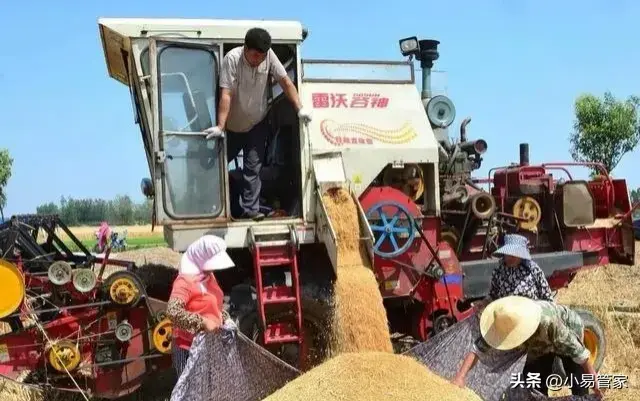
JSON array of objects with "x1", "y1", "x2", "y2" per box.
[
  {"x1": 263, "y1": 352, "x2": 482, "y2": 401},
  {"x1": 321, "y1": 188, "x2": 393, "y2": 354}
]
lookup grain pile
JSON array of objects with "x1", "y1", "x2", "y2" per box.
[
  {"x1": 321, "y1": 187, "x2": 393, "y2": 354},
  {"x1": 263, "y1": 352, "x2": 482, "y2": 401}
]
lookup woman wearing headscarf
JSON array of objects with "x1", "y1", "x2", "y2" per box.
[
  {"x1": 473, "y1": 233, "x2": 554, "y2": 313},
  {"x1": 166, "y1": 235, "x2": 236, "y2": 377}
]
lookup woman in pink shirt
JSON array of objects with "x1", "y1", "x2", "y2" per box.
[{"x1": 166, "y1": 235, "x2": 236, "y2": 377}]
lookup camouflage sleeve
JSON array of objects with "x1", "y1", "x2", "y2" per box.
[
  {"x1": 530, "y1": 262, "x2": 554, "y2": 302},
  {"x1": 166, "y1": 298, "x2": 205, "y2": 334},
  {"x1": 488, "y1": 267, "x2": 500, "y2": 301},
  {"x1": 549, "y1": 320, "x2": 590, "y2": 364}
]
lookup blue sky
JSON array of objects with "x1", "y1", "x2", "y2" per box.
[{"x1": 1, "y1": 0, "x2": 639, "y2": 216}]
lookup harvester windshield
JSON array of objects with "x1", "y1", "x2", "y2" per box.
[{"x1": 144, "y1": 44, "x2": 222, "y2": 217}]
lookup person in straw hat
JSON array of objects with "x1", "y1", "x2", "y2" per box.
[
  {"x1": 452, "y1": 296, "x2": 602, "y2": 397},
  {"x1": 472, "y1": 234, "x2": 554, "y2": 313},
  {"x1": 166, "y1": 235, "x2": 238, "y2": 378}
]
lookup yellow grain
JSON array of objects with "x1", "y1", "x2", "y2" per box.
[
  {"x1": 263, "y1": 352, "x2": 482, "y2": 401},
  {"x1": 321, "y1": 187, "x2": 392, "y2": 355}
]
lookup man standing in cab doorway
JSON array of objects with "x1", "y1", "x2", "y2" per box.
[{"x1": 204, "y1": 27, "x2": 312, "y2": 221}]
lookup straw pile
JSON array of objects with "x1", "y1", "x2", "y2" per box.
[
  {"x1": 263, "y1": 352, "x2": 482, "y2": 401},
  {"x1": 321, "y1": 187, "x2": 393, "y2": 354},
  {"x1": 553, "y1": 243, "x2": 640, "y2": 401}
]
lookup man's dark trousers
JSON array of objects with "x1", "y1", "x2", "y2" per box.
[{"x1": 226, "y1": 118, "x2": 269, "y2": 218}]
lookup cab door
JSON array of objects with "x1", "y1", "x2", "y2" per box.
[{"x1": 148, "y1": 39, "x2": 227, "y2": 222}]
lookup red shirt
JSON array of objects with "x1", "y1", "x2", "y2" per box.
[{"x1": 169, "y1": 274, "x2": 224, "y2": 350}]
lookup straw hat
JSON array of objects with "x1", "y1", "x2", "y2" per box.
[
  {"x1": 493, "y1": 234, "x2": 532, "y2": 261},
  {"x1": 480, "y1": 296, "x2": 542, "y2": 350}
]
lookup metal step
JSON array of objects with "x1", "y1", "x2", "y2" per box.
[
  {"x1": 264, "y1": 322, "x2": 299, "y2": 344},
  {"x1": 259, "y1": 256, "x2": 293, "y2": 267},
  {"x1": 262, "y1": 285, "x2": 297, "y2": 305}
]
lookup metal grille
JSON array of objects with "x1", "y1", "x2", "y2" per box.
[{"x1": 170, "y1": 330, "x2": 299, "y2": 401}]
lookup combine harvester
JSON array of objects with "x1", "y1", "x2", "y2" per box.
[{"x1": 0, "y1": 17, "x2": 635, "y2": 399}]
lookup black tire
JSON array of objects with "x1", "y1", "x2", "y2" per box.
[
  {"x1": 133, "y1": 263, "x2": 179, "y2": 301},
  {"x1": 226, "y1": 279, "x2": 333, "y2": 371},
  {"x1": 572, "y1": 307, "x2": 606, "y2": 371}
]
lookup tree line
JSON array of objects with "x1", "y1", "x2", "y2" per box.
[{"x1": 35, "y1": 195, "x2": 153, "y2": 226}]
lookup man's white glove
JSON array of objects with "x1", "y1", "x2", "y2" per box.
[
  {"x1": 298, "y1": 107, "x2": 312, "y2": 124},
  {"x1": 204, "y1": 126, "x2": 225, "y2": 140}
]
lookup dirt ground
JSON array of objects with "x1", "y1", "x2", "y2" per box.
[
  {"x1": 0, "y1": 242, "x2": 638, "y2": 400},
  {"x1": 553, "y1": 242, "x2": 640, "y2": 400}
]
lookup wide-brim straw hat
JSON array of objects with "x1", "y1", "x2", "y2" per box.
[
  {"x1": 480, "y1": 296, "x2": 542, "y2": 350},
  {"x1": 492, "y1": 233, "x2": 532, "y2": 261}
]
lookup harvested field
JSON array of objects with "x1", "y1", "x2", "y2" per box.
[
  {"x1": 321, "y1": 187, "x2": 393, "y2": 355},
  {"x1": 62, "y1": 225, "x2": 164, "y2": 242},
  {"x1": 112, "y1": 247, "x2": 181, "y2": 268},
  {"x1": 553, "y1": 242, "x2": 640, "y2": 400},
  {"x1": 264, "y1": 352, "x2": 482, "y2": 401}
]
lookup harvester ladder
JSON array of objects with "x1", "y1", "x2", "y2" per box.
[{"x1": 248, "y1": 225, "x2": 303, "y2": 361}]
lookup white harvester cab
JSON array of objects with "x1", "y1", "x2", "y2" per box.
[{"x1": 99, "y1": 18, "x2": 443, "y2": 269}]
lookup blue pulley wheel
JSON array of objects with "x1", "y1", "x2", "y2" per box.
[{"x1": 366, "y1": 201, "x2": 416, "y2": 258}]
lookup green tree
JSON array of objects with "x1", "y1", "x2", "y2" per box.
[
  {"x1": 112, "y1": 195, "x2": 135, "y2": 225},
  {"x1": 35, "y1": 196, "x2": 152, "y2": 225},
  {"x1": 631, "y1": 188, "x2": 640, "y2": 218},
  {"x1": 36, "y1": 202, "x2": 60, "y2": 215},
  {"x1": 632, "y1": 188, "x2": 640, "y2": 204},
  {"x1": 569, "y1": 91, "x2": 640, "y2": 175},
  {"x1": 0, "y1": 149, "x2": 13, "y2": 219}
]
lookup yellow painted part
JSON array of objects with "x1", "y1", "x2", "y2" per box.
[
  {"x1": 109, "y1": 277, "x2": 140, "y2": 305},
  {"x1": 0, "y1": 259, "x2": 25, "y2": 319},
  {"x1": 48, "y1": 341, "x2": 81, "y2": 372},
  {"x1": 153, "y1": 319, "x2": 173, "y2": 354},
  {"x1": 512, "y1": 196, "x2": 542, "y2": 231},
  {"x1": 583, "y1": 329, "x2": 599, "y2": 366}
]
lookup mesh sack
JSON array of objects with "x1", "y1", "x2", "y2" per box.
[
  {"x1": 403, "y1": 313, "x2": 601, "y2": 401},
  {"x1": 504, "y1": 387, "x2": 601, "y2": 401},
  {"x1": 170, "y1": 330, "x2": 300, "y2": 401},
  {"x1": 403, "y1": 313, "x2": 527, "y2": 401}
]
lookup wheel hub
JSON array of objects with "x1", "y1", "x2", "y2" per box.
[
  {"x1": 152, "y1": 319, "x2": 173, "y2": 354},
  {"x1": 366, "y1": 201, "x2": 417, "y2": 258},
  {"x1": 110, "y1": 278, "x2": 139, "y2": 305},
  {"x1": 48, "y1": 340, "x2": 81, "y2": 372}
]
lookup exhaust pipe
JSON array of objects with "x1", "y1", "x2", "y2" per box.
[
  {"x1": 418, "y1": 39, "x2": 440, "y2": 101},
  {"x1": 460, "y1": 117, "x2": 472, "y2": 142},
  {"x1": 520, "y1": 143, "x2": 529, "y2": 166},
  {"x1": 460, "y1": 140, "x2": 488, "y2": 155}
]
